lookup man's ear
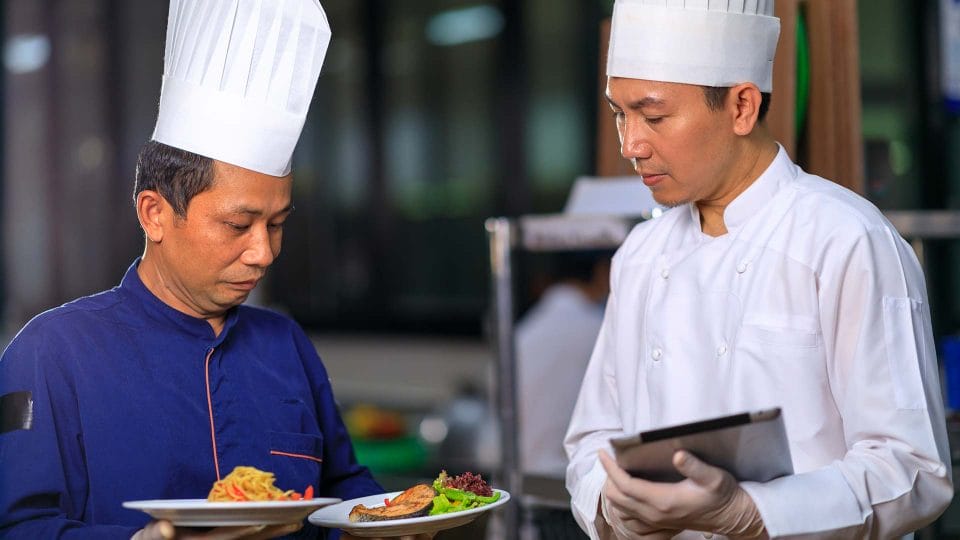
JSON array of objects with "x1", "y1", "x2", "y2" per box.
[
  {"x1": 729, "y1": 82, "x2": 763, "y2": 136},
  {"x1": 136, "y1": 190, "x2": 168, "y2": 243}
]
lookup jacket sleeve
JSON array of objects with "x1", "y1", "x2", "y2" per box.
[
  {"x1": 290, "y1": 326, "x2": 383, "y2": 503},
  {"x1": 564, "y1": 253, "x2": 625, "y2": 540},
  {"x1": 740, "y1": 226, "x2": 953, "y2": 538},
  {"x1": 0, "y1": 323, "x2": 139, "y2": 540}
]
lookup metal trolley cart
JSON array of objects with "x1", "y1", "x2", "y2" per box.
[{"x1": 485, "y1": 211, "x2": 653, "y2": 539}]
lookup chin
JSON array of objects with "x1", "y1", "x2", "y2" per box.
[{"x1": 651, "y1": 192, "x2": 688, "y2": 208}]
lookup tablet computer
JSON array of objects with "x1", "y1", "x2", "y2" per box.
[{"x1": 609, "y1": 408, "x2": 793, "y2": 483}]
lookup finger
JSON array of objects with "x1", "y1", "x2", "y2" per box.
[
  {"x1": 619, "y1": 517, "x2": 676, "y2": 536},
  {"x1": 243, "y1": 522, "x2": 303, "y2": 540},
  {"x1": 634, "y1": 531, "x2": 677, "y2": 540},
  {"x1": 136, "y1": 521, "x2": 177, "y2": 540},
  {"x1": 599, "y1": 450, "x2": 664, "y2": 503},
  {"x1": 195, "y1": 525, "x2": 266, "y2": 539},
  {"x1": 614, "y1": 517, "x2": 676, "y2": 539},
  {"x1": 601, "y1": 474, "x2": 641, "y2": 515},
  {"x1": 157, "y1": 521, "x2": 176, "y2": 540},
  {"x1": 672, "y1": 450, "x2": 722, "y2": 487},
  {"x1": 598, "y1": 449, "x2": 635, "y2": 489}
]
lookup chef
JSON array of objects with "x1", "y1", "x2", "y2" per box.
[
  {"x1": 564, "y1": 0, "x2": 953, "y2": 538},
  {"x1": 0, "y1": 1, "x2": 390, "y2": 539}
]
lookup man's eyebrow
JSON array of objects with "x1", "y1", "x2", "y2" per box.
[
  {"x1": 225, "y1": 204, "x2": 295, "y2": 216},
  {"x1": 604, "y1": 93, "x2": 666, "y2": 110}
]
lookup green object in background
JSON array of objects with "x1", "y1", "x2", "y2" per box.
[
  {"x1": 795, "y1": 8, "x2": 810, "y2": 139},
  {"x1": 351, "y1": 436, "x2": 427, "y2": 475}
]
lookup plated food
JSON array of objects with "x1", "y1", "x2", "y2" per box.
[
  {"x1": 348, "y1": 470, "x2": 501, "y2": 523},
  {"x1": 309, "y1": 483, "x2": 510, "y2": 538},
  {"x1": 123, "y1": 466, "x2": 339, "y2": 526},
  {"x1": 208, "y1": 466, "x2": 314, "y2": 502}
]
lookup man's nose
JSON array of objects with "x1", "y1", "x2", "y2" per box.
[
  {"x1": 241, "y1": 226, "x2": 276, "y2": 268},
  {"x1": 620, "y1": 121, "x2": 653, "y2": 160}
]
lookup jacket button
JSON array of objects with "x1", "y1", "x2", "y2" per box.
[
  {"x1": 651, "y1": 348, "x2": 663, "y2": 361},
  {"x1": 716, "y1": 343, "x2": 727, "y2": 357},
  {"x1": 660, "y1": 268, "x2": 669, "y2": 279},
  {"x1": 736, "y1": 262, "x2": 748, "y2": 274}
]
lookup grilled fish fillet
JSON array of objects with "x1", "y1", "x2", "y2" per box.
[{"x1": 348, "y1": 484, "x2": 436, "y2": 522}]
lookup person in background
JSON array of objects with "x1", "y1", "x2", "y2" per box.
[
  {"x1": 517, "y1": 251, "x2": 611, "y2": 540},
  {"x1": 518, "y1": 251, "x2": 612, "y2": 478},
  {"x1": 565, "y1": 0, "x2": 952, "y2": 538},
  {"x1": 0, "y1": 2, "x2": 426, "y2": 539}
]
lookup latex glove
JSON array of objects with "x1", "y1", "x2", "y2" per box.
[
  {"x1": 131, "y1": 520, "x2": 303, "y2": 540},
  {"x1": 599, "y1": 449, "x2": 767, "y2": 539},
  {"x1": 601, "y1": 488, "x2": 679, "y2": 539},
  {"x1": 341, "y1": 534, "x2": 434, "y2": 540}
]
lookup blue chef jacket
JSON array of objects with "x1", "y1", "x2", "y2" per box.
[{"x1": 0, "y1": 260, "x2": 382, "y2": 539}]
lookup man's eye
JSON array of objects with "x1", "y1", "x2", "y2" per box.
[
  {"x1": 268, "y1": 222, "x2": 285, "y2": 231},
  {"x1": 226, "y1": 222, "x2": 250, "y2": 231},
  {"x1": 645, "y1": 116, "x2": 663, "y2": 125}
]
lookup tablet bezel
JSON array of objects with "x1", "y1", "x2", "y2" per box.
[{"x1": 609, "y1": 408, "x2": 793, "y2": 483}]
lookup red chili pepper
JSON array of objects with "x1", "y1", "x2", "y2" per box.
[
  {"x1": 304, "y1": 485, "x2": 314, "y2": 500},
  {"x1": 230, "y1": 485, "x2": 246, "y2": 501},
  {"x1": 384, "y1": 498, "x2": 391, "y2": 507},
  {"x1": 289, "y1": 492, "x2": 302, "y2": 501}
]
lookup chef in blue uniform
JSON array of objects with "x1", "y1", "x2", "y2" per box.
[{"x1": 0, "y1": 1, "x2": 386, "y2": 539}]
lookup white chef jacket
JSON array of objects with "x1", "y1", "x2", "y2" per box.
[
  {"x1": 564, "y1": 146, "x2": 953, "y2": 539},
  {"x1": 517, "y1": 283, "x2": 605, "y2": 476}
]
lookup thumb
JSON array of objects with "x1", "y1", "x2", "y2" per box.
[{"x1": 672, "y1": 450, "x2": 720, "y2": 486}]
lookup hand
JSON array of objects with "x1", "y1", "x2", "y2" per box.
[
  {"x1": 601, "y1": 489, "x2": 678, "y2": 539},
  {"x1": 340, "y1": 534, "x2": 434, "y2": 540},
  {"x1": 598, "y1": 449, "x2": 766, "y2": 539},
  {"x1": 132, "y1": 520, "x2": 303, "y2": 540}
]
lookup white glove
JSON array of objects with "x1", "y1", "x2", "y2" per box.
[
  {"x1": 601, "y1": 487, "x2": 679, "y2": 539},
  {"x1": 599, "y1": 449, "x2": 767, "y2": 539}
]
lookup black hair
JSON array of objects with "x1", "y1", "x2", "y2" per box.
[
  {"x1": 702, "y1": 86, "x2": 771, "y2": 123},
  {"x1": 552, "y1": 250, "x2": 614, "y2": 283},
  {"x1": 133, "y1": 140, "x2": 214, "y2": 218}
]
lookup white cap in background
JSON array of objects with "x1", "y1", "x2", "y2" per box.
[
  {"x1": 152, "y1": 0, "x2": 332, "y2": 177},
  {"x1": 607, "y1": 0, "x2": 780, "y2": 92}
]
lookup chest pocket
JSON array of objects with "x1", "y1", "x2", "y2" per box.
[
  {"x1": 737, "y1": 316, "x2": 820, "y2": 361},
  {"x1": 268, "y1": 431, "x2": 324, "y2": 492},
  {"x1": 269, "y1": 431, "x2": 324, "y2": 463},
  {"x1": 267, "y1": 397, "x2": 324, "y2": 489},
  {"x1": 270, "y1": 398, "x2": 323, "y2": 461}
]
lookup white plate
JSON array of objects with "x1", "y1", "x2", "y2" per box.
[
  {"x1": 123, "y1": 498, "x2": 342, "y2": 527},
  {"x1": 308, "y1": 489, "x2": 510, "y2": 537}
]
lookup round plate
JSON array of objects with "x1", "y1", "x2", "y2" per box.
[
  {"x1": 309, "y1": 489, "x2": 510, "y2": 537},
  {"x1": 122, "y1": 498, "x2": 341, "y2": 527}
]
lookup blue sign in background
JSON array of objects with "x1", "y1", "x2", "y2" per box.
[{"x1": 942, "y1": 336, "x2": 960, "y2": 410}]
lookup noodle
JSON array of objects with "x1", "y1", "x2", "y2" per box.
[{"x1": 207, "y1": 466, "x2": 299, "y2": 502}]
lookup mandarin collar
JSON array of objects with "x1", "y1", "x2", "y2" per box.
[
  {"x1": 685, "y1": 144, "x2": 795, "y2": 237},
  {"x1": 722, "y1": 144, "x2": 795, "y2": 232},
  {"x1": 119, "y1": 258, "x2": 239, "y2": 345}
]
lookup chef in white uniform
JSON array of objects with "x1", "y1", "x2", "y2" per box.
[{"x1": 564, "y1": 1, "x2": 954, "y2": 539}]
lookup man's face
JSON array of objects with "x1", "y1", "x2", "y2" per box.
[
  {"x1": 606, "y1": 77, "x2": 737, "y2": 207},
  {"x1": 155, "y1": 161, "x2": 292, "y2": 318}
]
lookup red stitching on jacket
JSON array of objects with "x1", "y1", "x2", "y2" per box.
[
  {"x1": 270, "y1": 450, "x2": 323, "y2": 464},
  {"x1": 204, "y1": 348, "x2": 221, "y2": 481}
]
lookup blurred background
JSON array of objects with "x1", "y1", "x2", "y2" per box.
[{"x1": 3, "y1": 0, "x2": 960, "y2": 538}]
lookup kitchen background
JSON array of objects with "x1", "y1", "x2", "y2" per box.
[{"x1": 2, "y1": 0, "x2": 960, "y2": 537}]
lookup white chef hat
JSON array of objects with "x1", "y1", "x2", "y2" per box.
[
  {"x1": 152, "y1": 0, "x2": 332, "y2": 177},
  {"x1": 607, "y1": 0, "x2": 780, "y2": 92}
]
